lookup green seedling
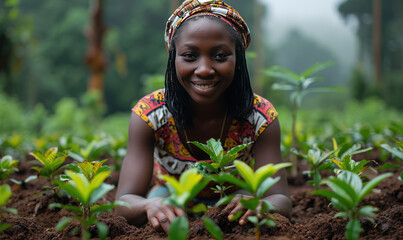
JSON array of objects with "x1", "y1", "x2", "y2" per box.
[
  {"x1": 381, "y1": 140, "x2": 403, "y2": 161},
  {"x1": 68, "y1": 159, "x2": 110, "y2": 181},
  {"x1": 68, "y1": 139, "x2": 109, "y2": 162},
  {"x1": 27, "y1": 147, "x2": 69, "y2": 194},
  {"x1": 331, "y1": 155, "x2": 371, "y2": 176},
  {"x1": 0, "y1": 184, "x2": 18, "y2": 232},
  {"x1": 49, "y1": 170, "x2": 129, "y2": 240},
  {"x1": 332, "y1": 138, "x2": 373, "y2": 160},
  {"x1": 221, "y1": 160, "x2": 292, "y2": 240},
  {"x1": 313, "y1": 171, "x2": 393, "y2": 240},
  {"x1": 264, "y1": 61, "x2": 341, "y2": 176},
  {"x1": 191, "y1": 138, "x2": 252, "y2": 198},
  {"x1": 161, "y1": 168, "x2": 223, "y2": 240},
  {"x1": 292, "y1": 146, "x2": 334, "y2": 188},
  {"x1": 0, "y1": 155, "x2": 19, "y2": 182}
]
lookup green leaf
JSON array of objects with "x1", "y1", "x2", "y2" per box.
[
  {"x1": 240, "y1": 197, "x2": 259, "y2": 210},
  {"x1": 312, "y1": 189, "x2": 350, "y2": 211},
  {"x1": 334, "y1": 212, "x2": 348, "y2": 219},
  {"x1": 96, "y1": 221, "x2": 108, "y2": 240},
  {"x1": 0, "y1": 223, "x2": 12, "y2": 231},
  {"x1": 377, "y1": 163, "x2": 401, "y2": 170},
  {"x1": 215, "y1": 194, "x2": 235, "y2": 207},
  {"x1": 358, "y1": 173, "x2": 393, "y2": 203},
  {"x1": 89, "y1": 183, "x2": 114, "y2": 205},
  {"x1": 271, "y1": 83, "x2": 296, "y2": 91},
  {"x1": 261, "y1": 218, "x2": 276, "y2": 227},
  {"x1": 55, "y1": 217, "x2": 72, "y2": 231},
  {"x1": 234, "y1": 160, "x2": 256, "y2": 191},
  {"x1": 191, "y1": 203, "x2": 207, "y2": 213},
  {"x1": 189, "y1": 141, "x2": 216, "y2": 161},
  {"x1": 229, "y1": 211, "x2": 243, "y2": 221},
  {"x1": 247, "y1": 216, "x2": 259, "y2": 224},
  {"x1": 3, "y1": 207, "x2": 17, "y2": 215},
  {"x1": 256, "y1": 177, "x2": 280, "y2": 198},
  {"x1": 0, "y1": 184, "x2": 12, "y2": 206},
  {"x1": 265, "y1": 66, "x2": 300, "y2": 84},
  {"x1": 358, "y1": 205, "x2": 377, "y2": 218},
  {"x1": 168, "y1": 216, "x2": 189, "y2": 240},
  {"x1": 301, "y1": 61, "x2": 334, "y2": 79},
  {"x1": 345, "y1": 218, "x2": 362, "y2": 240},
  {"x1": 381, "y1": 144, "x2": 403, "y2": 160},
  {"x1": 202, "y1": 217, "x2": 223, "y2": 240},
  {"x1": 325, "y1": 177, "x2": 357, "y2": 207}
]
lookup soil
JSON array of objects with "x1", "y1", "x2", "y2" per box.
[{"x1": 1, "y1": 156, "x2": 402, "y2": 240}]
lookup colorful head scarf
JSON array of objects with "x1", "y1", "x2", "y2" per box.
[{"x1": 165, "y1": 0, "x2": 251, "y2": 51}]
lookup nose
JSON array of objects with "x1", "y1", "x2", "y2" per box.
[{"x1": 194, "y1": 57, "x2": 214, "y2": 78}]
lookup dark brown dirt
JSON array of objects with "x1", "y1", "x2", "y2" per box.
[{"x1": 0, "y1": 159, "x2": 402, "y2": 240}]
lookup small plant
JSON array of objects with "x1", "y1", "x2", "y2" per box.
[
  {"x1": 68, "y1": 159, "x2": 110, "y2": 181},
  {"x1": 160, "y1": 168, "x2": 224, "y2": 240},
  {"x1": 222, "y1": 160, "x2": 292, "y2": 240},
  {"x1": 190, "y1": 138, "x2": 252, "y2": 198},
  {"x1": 292, "y1": 146, "x2": 334, "y2": 188},
  {"x1": 28, "y1": 147, "x2": 69, "y2": 187},
  {"x1": 264, "y1": 61, "x2": 340, "y2": 176},
  {"x1": 68, "y1": 139, "x2": 109, "y2": 162},
  {"x1": 381, "y1": 140, "x2": 403, "y2": 161},
  {"x1": 0, "y1": 184, "x2": 18, "y2": 232},
  {"x1": 0, "y1": 155, "x2": 19, "y2": 182},
  {"x1": 331, "y1": 155, "x2": 371, "y2": 176},
  {"x1": 49, "y1": 170, "x2": 129, "y2": 240},
  {"x1": 313, "y1": 171, "x2": 393, "y2": 240}
]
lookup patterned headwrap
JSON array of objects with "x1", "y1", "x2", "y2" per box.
[{"x1": 165, "y1": 0, "x2": 251, "y2": 51}]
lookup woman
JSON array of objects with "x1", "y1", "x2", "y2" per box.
[{"x1": 115, "y1": 0, "x2": 291, "y2": 234}]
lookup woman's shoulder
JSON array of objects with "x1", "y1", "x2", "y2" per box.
[
  {"x1": 132, "y1": 89, "x2": 166, "y2": 114},
  {"x1": 252, "y1": 93, "x2": 277, "y2": 121}
]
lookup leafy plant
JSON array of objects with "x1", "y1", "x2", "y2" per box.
[
  {"x1": 0, "y1": 184, "x2": 18, "y2": 232},
  {"x1": 292, "y1": 146, "x2": 334, "y2": 188},
  {"x1": 68, "y1": 159, "x2": 110, "y2": 181},
  {"x1": 264, "y1": 61, "x2": 340, "y2": 176},
  {"x1": 68, "y1": 139, "x2": 109, "y2": 162},
  {"x1": 313, "y1": 171, "x2": 393, "y2": 240},
  {"x1": 332, "y1": 138, "x2": 373, "y2": 160},
  {"x1": 191, "y1": 138, "x2": 252, "y2": 198},
  {"x1": 0, "y1": 155, "x2": 19, "y2": 181},
  {"x1": 222, "y1": 160, "x2": 292, "y2": 240},
  {"x1": 49, "y1": 170, "x2": 129, "y2": 240},
  {"x1": 381, "y1": 140, "x2": 403, "y2": 162},
  {"x1": 28, "y1": 147, "x2": 69, "y2": 186},
  {"x1": 160, "y1": 168, "x2": 223, "y2": 240},
  {"x1": 331, "y1": 155, "x2": 371, "y2": 176}
]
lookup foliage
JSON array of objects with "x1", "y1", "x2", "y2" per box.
[
  {"x1": 313, "y1": 171, "x2": 393, "y2": 240},
  {"x1": 0, "y1": 155, "x2": 19, "y2": 181},
  {"x1": 331, "y1": 155, "x2": 371, "y2": 177},
  {"x1": 68, "y1": 138, "x2": 109, "y2": 162},
  {"x1": 50, "y1": 170, "x2": 129, "y2": 240},
  {"x1": 191, "y1": 138, "x2": 252, "y2": 198},
  {"x1": 264, "y1": 61, "x2": 341, "y2": 176},
  {"x1": 292, "y1": 146, "x2": 334, "y2": 188},
  {"x1": 0, "y1": 184, "x2": 18, "y2": 232},
  {"x1": 222, "y1": 160, "x2": 292, "y2": 240},
  {"x1": 30, "y1": 147, "x2": 68, "y2": 180},
  {"x1": 160, "y1": 168, "x2": 221, "y2": 240},
  {"x1": 381, "y1": 140, "x2": 403, "y2": 161},
  {"x1": 68, "y1": 159, "x2": 110, "y2": 181}
]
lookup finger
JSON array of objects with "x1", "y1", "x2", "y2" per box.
[
  {"x1": 163, "y1": 206, "x2": 178, "y2": 222},
  {"x1": 155, "y1": 212, "x2": 171, "y2": 233},
  {"x1": 173, "y1": 207, "x2": 186, "y2": 217},
  {"x1": 239, "y1": 209, "x2": 254, "y2": 226},
  {"x1": 223, "y1": 195, "x2": 241, "y2": 212},
  {"x1": 228, "y1": 203, "x2": 245, "y2": 221},
  {"x1": 149, "y1": 216, "x2": 160, "y2": 230}
]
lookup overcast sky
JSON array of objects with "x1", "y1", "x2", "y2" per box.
[{"x1": 261, "y1": 0, "x2": 358, "y2": 69}]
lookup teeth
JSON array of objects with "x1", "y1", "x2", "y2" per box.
[{"x1": 194, "y1": 83, "x2": 215, "y2": 89}]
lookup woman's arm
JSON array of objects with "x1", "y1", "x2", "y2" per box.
[
  {"x1": 115, "y1": 113, "x2": 184, "y2": 232},
  {"x1": 224, "y1": 118, "x2": 292, "y2": 224}
]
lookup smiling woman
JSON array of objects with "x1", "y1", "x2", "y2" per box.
[{"x1": 115, "y1": 0, "x2": 291, "y2": 235}]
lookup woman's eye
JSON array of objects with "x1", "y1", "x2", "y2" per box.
[
  {"x1": 213, "y1": 53, "x2": 228, "y2": 62},
  {"x1": 182, "y1": 53, "x2": 197, "y2": 61}
]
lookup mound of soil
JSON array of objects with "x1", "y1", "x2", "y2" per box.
[{"x1": 0, "y1": 158, "x2": 402, "y2": 240}]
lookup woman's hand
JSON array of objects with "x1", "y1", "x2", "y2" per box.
[
  {"x1": 223, "y1": 194, "x2": 257, "y2": 225},
  {"x1": 145, "y1": 197, "x2": 186, "y2": 233}
]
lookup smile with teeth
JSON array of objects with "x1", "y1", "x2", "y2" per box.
[{"x1": 193, "y1": 83, "x2": 216, "y2": 89}]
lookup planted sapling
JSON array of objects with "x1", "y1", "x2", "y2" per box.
[
  {"x1": 292, "y1": 146, "x2": 334, "y2": 188},
  {"x1": 160, "y1": 168, "x2": 224, "y2": 240},
  {"x1": 68, "y1": 159, "x2": 110, "y2": 181},
  {"x1": 0, "y1": 155, "x2": 19, "y2": 182},
  {"x1": 313, "y1": 171, "x2": 393, "y2": 240},
  {"x1": 0, "y1": 184, "x2": 18, "y2": 232},
  {"x1": 222, "y1": 160, "x2": 292, "y2": 240},
  {"x1": 27, "y1": 147, "x2": 69, "y2": 195},
  {"x1": 190, "y1": 138, "x2": 252, "y2": 198},
  {"x1": 68, "y1": 139, "x2": 109, "y2": 163},
  {"x1": 49, "y1": 170, "x2": 129, "y2": 240}
]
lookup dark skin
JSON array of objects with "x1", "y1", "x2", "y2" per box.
[{"x1": 115, "y1": 18, "x2": 291, "y2": 233}]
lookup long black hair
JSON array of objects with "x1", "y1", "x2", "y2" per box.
[{"x1": 165, "y1": 16, "x2": 254, "y2": 127}]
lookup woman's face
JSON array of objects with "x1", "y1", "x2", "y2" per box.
[{"x1": 174, "y1": 17, "x2": 236, "y2": 106}]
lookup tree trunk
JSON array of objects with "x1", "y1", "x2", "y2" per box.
[{"x1": 84, "y1": 0, "x2": 107, "y2": 95}]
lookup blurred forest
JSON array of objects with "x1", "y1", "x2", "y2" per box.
[{"x1": 0, "y1": 0, "x2": 402, "y2": 117}]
